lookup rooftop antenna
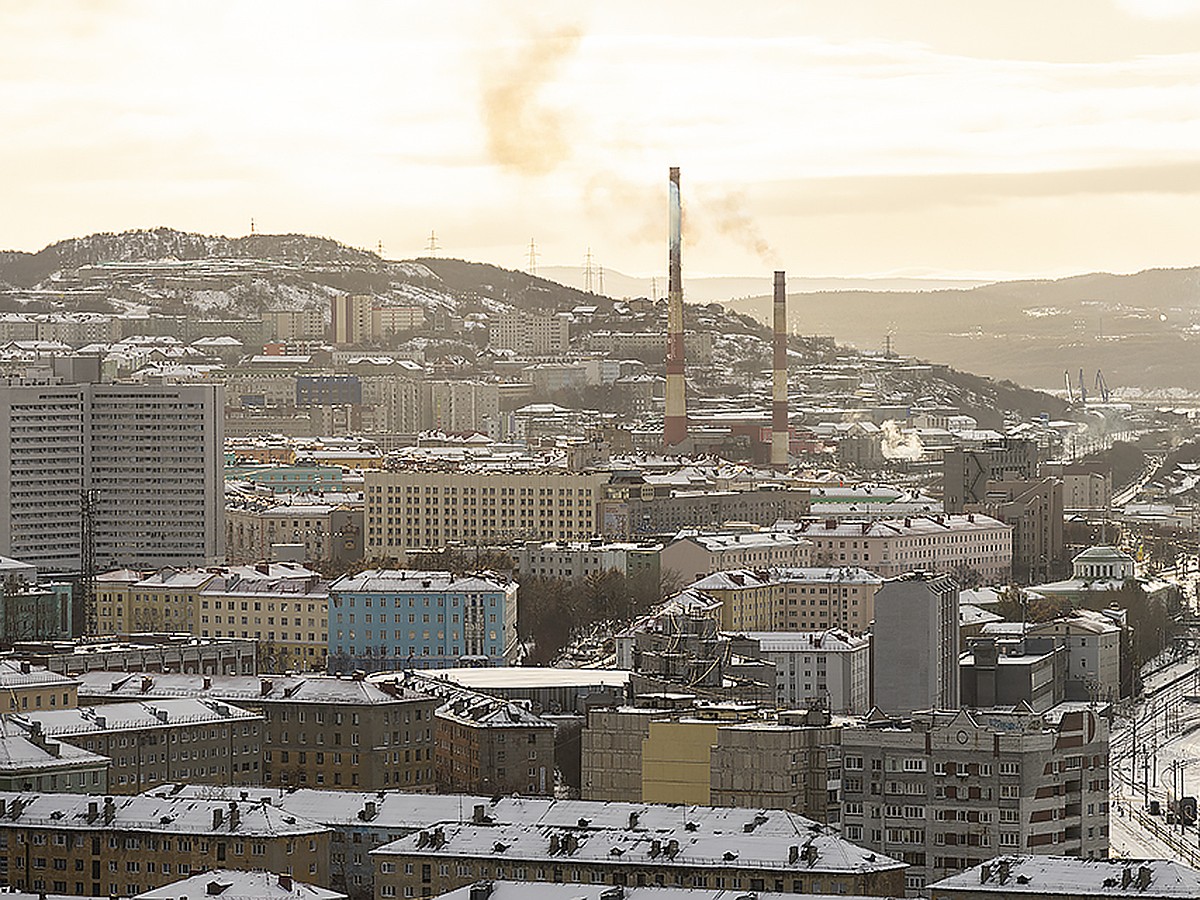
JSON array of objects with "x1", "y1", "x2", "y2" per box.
[
  {"x1": 527, "y1": 239, "x2": 539, "y2": 277},
  {"x1": 426, "y1": 230, "x2": 441, "y2": 256},
  {"x1": 584, "y1": 247, "x2": 595, "y2": 294}
]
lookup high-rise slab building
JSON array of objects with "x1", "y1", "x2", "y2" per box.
[
  {"x1": 872, "y1": 572, "x2": 960, "y2": 716},
  {"x1": 0, "y1": 378, "x2": 224, "y2": 575}
]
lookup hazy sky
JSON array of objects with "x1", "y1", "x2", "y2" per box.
[{"x1": 6, "y1": 0, "x2": 1200, "y2": 278}]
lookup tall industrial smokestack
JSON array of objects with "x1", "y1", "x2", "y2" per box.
[
  {"x1": 664, "y1": 166, "x2": 688, "y2": 448},
  {"x1": 771, "y1": 270, "x2": 788, "y2": 469}
]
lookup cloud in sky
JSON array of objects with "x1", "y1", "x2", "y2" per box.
[{"x1": 4, "y1": 1, "x2": 1200, "y2": 278}]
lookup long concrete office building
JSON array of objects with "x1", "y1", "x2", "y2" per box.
[{"x1": 0, "y1": 374, "x2": 224, "y2": 574}]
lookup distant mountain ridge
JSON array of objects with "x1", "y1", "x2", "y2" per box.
[
  {"x1": 725, "y1": 265, "x2": 1200, "y2": 391},
  {"x1": 0, "y1": 227, "x2": 382, "y2": 288}
]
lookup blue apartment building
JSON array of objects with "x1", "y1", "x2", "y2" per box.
[{"x1": 327, "y1": 569, "x2": 517, "y2": 673}]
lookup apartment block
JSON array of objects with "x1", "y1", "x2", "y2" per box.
[
  {"x1": 786, "y1": 515, "x2": 1012, "y2": 584},
  {"x1": 421, "y1": 381, "x2": 500, "y2": 434},
  {"x1": 0, "y1": 728, "x2": 109, "y2": 793},
  {"x1": 96, "y1": 563, "x2": 329, "y2": 674},
  {"x1": 155, "y1": 788, "x2": 902, "y2": 900},
  {"x1": 0, "y1": 380, "x2": 224, "y2": 574},
  {"x1": 943, "y1": 439, "x2": 1041, "y2": 513},
  {"x1": 0, "y1": 791, "x2": 329, "y2": 898},
  {"x1": 264, "y1": 307, "x2": 326, "y2": 341},
  {"x1": 687, "y1": 568, "x2": 882, "y2": 634},
  {"x1": 8, "y1": 634, "x2": 257, "y2": 677},
  {"x1": 369, "y1": 804, "x2": 905, "y2": 899},
  {"x1": 9, "y1": 698, "x2": 262, "y2": 793},
  {"x1": 731, "y1": 629, "x2": 872, "y2": 714},
  {"x1": 840, "y1": 705, "x2": 1109, "y2": 894},
  {"x1": 873, "y1": 573, "x2": 960, "y2": 717},
  {"x1": 660, "y1": 533, "x2": 813, "y2": 586},
  {"x1": 0, "y1": 661, "x2": 79, "y2": 712},
  {"x1": 517, "y1": 540, "x2": 661, "y2": 583},
  {"x1": 490, "y1": 310, "x2": 570, "y2": 356},
  {"x1": 929, "y1": 856, "x2": 1200, "y2": 900},
  {"x1": 396, "y1": 674, "x2": 557, "y2": 796},
  {"x1": 608, "y1": 488, "x2": 811, "y2": 539},
  {"x1": 328, "y1": 570, "x2": 517, "y2": 672},
  {"x1": 224, "y1": 500, "x2": 363, "y2": 567},
  {"x1": 365, "y1": 470, "x2": 609, "y2": 560},
  {"x1": 77, "y1": 672, "x2": 439, "y2": 792},
  {"x1": 331, "y1": 295, "x2": 375, "y2": 346},
  {"x1": 709, "y1": 710, "x2": 842, "y2": 823}
]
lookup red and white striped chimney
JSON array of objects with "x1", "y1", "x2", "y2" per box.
[{"x1": 664, "y1": 166, "x2": 687, "y2": 448}]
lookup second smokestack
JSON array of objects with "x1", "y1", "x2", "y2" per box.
[
  {"x1": 771, "y1": 270, "x2": 788, "y2": 469},
  {"x1": 664, "y1": 166, "x2": 687, "y2": 448}
]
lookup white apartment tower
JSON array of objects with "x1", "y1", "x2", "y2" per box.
[{"x1": 0, "y1": 378, "x2": 224, "y2": 574}]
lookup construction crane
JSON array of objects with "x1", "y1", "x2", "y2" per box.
[
  {"x1": 1064, "y1": 370, "x2": 1075, "y2": 404},
  {"x1": 1095, "y1": 369, "x2": 1111, "y2": 403}
]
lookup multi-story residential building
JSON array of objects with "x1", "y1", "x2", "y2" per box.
[
  {"x1": 0, "y1": 661, "x2": 79, "y2": 711},
  {"x1": 785, "y1": 515, "x2": 1012, "y2": 583},
  {"x1": 364, "y1": 470, "x2": 609, "y2": 560},
  {"x1": 331, "y1": 294, "x2": 375, "y2": 346},
  {"x1": 96, "y1": 563, "x2": 328, "y2": 674},
  {"x1": 1045, "y1": 459, "x2": 1113, "y2": 513},
  {"x1": 873, "y1": 573, "x2": 960, "y2": 717},
  {"x1": 960, "y1": 636, "x2": 1066, "y2": 712},
  {"x1": 134, "y1": 869, "x2": 346, "y2": 900},
  {"x1": 8, "y1": 634, "x2": 257, "y2": 677},
  {"x1": 264, "y1": 307, "x2": 326, "y2": 341},
  {"x1": 731, "y1": 629, "x2": 871, "y2": 713},
  {"x1": 369, "y1": 804, "x2": 906, "y2": 899},
  {"x1": 328, "y1": 570, "x2": 517, "y2": 672},
  {"x1": 224, "y1": 499, "x2": 363, "y2": 567},
  {"x1": 0, "y1": 790, "x2": 330, "y2": 898},
  {"x1": 605, "y1": 487, "x2": 811, "y2": 538},
  {"x1": 581, "y1": 699, "x2": 706, "y2": 803},
  {"x1": 943, "y1": 439, "x2": 1041, "y2": 513},
  {"x1": 1030, "y1": 612, "x2": 1122, "y2": 702},
  {"x1": 198, "y1": 564, "x2": 330, "y2": 672},
  {"x1": 359, "y1": 374, "x2": 422, "y2": 434},
  {"x1": 155, "y1": 788, "x2": 901, "y2": 900},
  {"x1": 967, "y1": 477, "x2": 1063, "y2": 583},
  {"x1": 77, "y1": 671, "x2": 439, "y2": 792},
  {"x1": 0, "y1": 727, "x2": 109, "y2": 793},
  {"x1": 396, "y1": 673, "x2": 556, "y2": 796},
  {"x1": 0, "y1": 378, "x2": 224, "y2": 574},
  {"x1": 687, "y1": 568, "x2": 882, "y2": 634},
  {"x1": 0, "y1": 578, "x2": 73, "y2": 643},
  {"x1": 709, "y1": 709, "x2": 842, "y2": 823},
  {"x1": 929, "y1": 856, "x2": 1200, "y2": 900},
  {"x1": 490, "y1": 310, "x2": 570, "y2": 356},
  {"x1": 840, "y1": 705, "x2": 1110, "y2": 894},
  {"x1": 9, "y1": 698, "x2": 262, "y2": 793},
  {"x1": 372, "y1": 304, "x2": 426, "y2": 336},
  {"x1": 517, "y1": 540, "x2": 661, "y2": 584},
  {"x1": 660, "y1": 533, "x2": 813, "y2": 586},
  {"x1": 422, "y1": 381, "x2": 500, "y2": 434},
  {"x1": 97, "y1": 567, "x2": 217, "y2": 635}
]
